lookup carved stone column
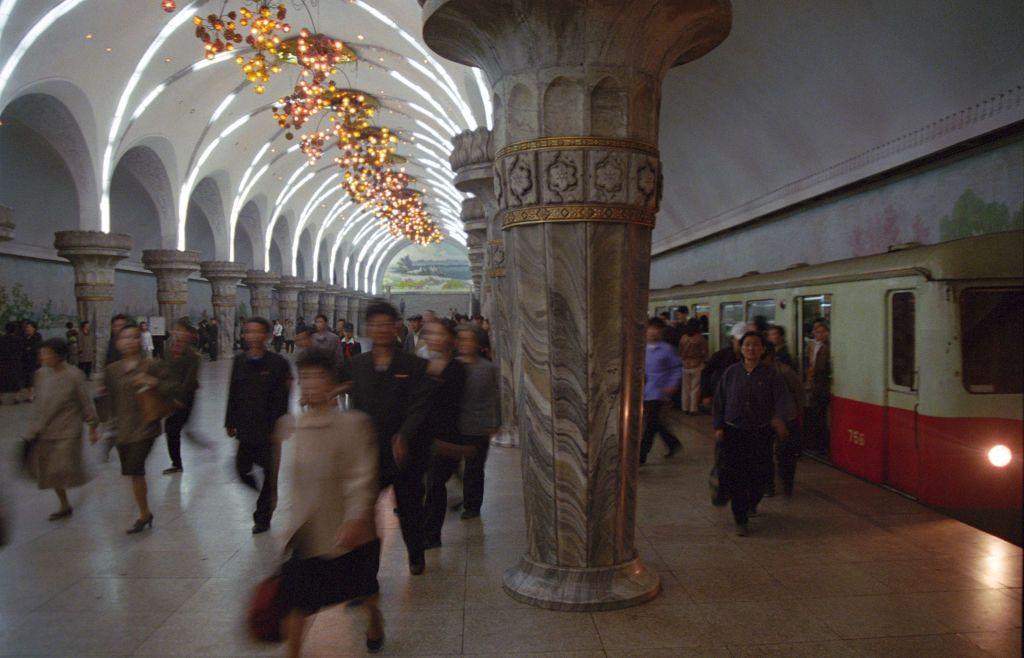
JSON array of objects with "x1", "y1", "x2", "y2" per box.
[
  {"x1": 461, "y1": 198, "x2": 486, "y2": 314},
  {"x1": 347, "y1": 292, "x2": 361, "y2": 335},
  {"x1": 357, "y1": 295, "x2": 370, "y2": 335},
  {"x1": 142, "y1": 249, "x2": 201, "y2": 334},
  {"x1": 0, "y1": 206, "x2": 14, "y2": 242},
  {"x1": 331, "y1": 286, "x2": 349, "y2": 326},
  {"x1": 300, "y1": 282, "x2": 325, "y2": 322},
  {"x1": 201, "y1": 261, "x2": 246, "y2": 358},
  {"x1": 54, "y1": 231, "x2": 131, "y2": 377},
  {"x1": 424, "y1": 0, "x2": 731, "y2": 611},
  {"x1": 276, "y1": 275, "x2": 304, "y2": 325},
  {"x1": 319, "y1": 286, "x2": 339, "y2": 325},
  {"x1": 451, "y1": 128, "x2": 520, "y2": 449},
  {"x1": 245, "y1": 270, "x2": 280, "y2": 320}
]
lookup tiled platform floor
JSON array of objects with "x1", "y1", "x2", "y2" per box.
[{"x1": 0, "y1": 358, "x2": 1019, "y2": 656}]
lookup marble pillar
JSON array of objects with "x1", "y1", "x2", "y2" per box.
[
  {"x1": 423, "y1": 0, "x2": 731, "y2": 611},
  {"x1": 0, "y1": 206, "x2": 13, "y2": 242},
  {"x1": 245, "y1": 270, "x2": 280, "y2": 321},
  {"x1": 300, "y1": 282, "x2": 325, "y2": 322},
  {"x1": 357, "y1": 296, "x2": 369, "y2": 335},
  {"x1": 462, "y1": 198, "x2": 486, "y2": 314},
  {"x1": 450, "y1": 128, "x2": 520, "y2": 449},
  {"x1": 319, "y1": 287, "x2": 338, "y2": 325},
  {"x1": 53, "y1": 231, "x2": 131, "y2": 377},
  {"x1": 331, "y1": 286, "x2": 349, "y2": 327},
  {"x1": 275, "y1": 276, "x2": 304, "y2": 324},
  {"x1": 142, "y1": 249, "x2": 201, "y2": 335},
  {"x1": 201, "y1": 261, "x2": 246, "y2": 358},
  {"x1": 347, "y1": 293, "x2": 361, "y2": 335}
]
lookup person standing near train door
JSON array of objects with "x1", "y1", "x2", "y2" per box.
[
  {"x1": 712, "y1": 331, "x2": 793, "y2": 536},
  {"x1": 805, "y1": 318, "x2": 832, "y2": 456}
]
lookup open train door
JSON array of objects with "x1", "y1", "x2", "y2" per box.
[{"x1": 884, "y1": 290, "x2": 920, "y2": 497}]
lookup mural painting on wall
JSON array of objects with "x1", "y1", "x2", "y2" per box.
[
  {"x1": 849, "y1": 189, "x2": 1023, "y2": 257},
  {"x1": 0, "y1": 283, "x2": 77, "y2": 334},
  {"x1": 384, "y1": 242, "x2": 472, "y2": 292}
]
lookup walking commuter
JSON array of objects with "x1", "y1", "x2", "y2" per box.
[
  {"x1": 20, "y1": 320, "x2": 41, "y2": 402},
  {"x1": 162, "y1": 319, "x2": 201, "y2": 475},
  {"x1": 701, "y1": 322, "x2": 744, "y2": 409},
  {"x1": 272, "y1": 319, "x2": 284, "y2": 353},
  {"x1": 106, "y1": 314, "x2": 129, "y2": 366},
  {"x1": 767, "y1": 325, "x2": 794, "y2": 368},
  {"x1": 101, "y1": 322, "x2": 175, "y2": 534},
  {"x1": 311, "y1": 314, "x2": 340, "y2": 358},
  {"x1": 453, "y1": 324, "x2": 500, "y2": 520},
  {"x1": 276, "y1": 349, "x2": 383, "y2": 657},
  {"x1": 64, "y1": 322, "x2": 79, "y2": 366},
  {"x1": 139, "y1": 321, "x2": 154, "y2": 359},
  {"x1": 712, "y1": 331, "x2": 794, "y2": 536},
  {"x1": 679, "y1": 318, "x2": 708, "y2": 414},
  {"x1": 340, "y1": 322, "x2": 362, "y2": 363},
  {"x1": 284, "y1": 319, "x2": 296, "y2": 353},
  {"x1": 77, "y1": 321, "x2": 94, "y2": 378},
  {"x1": 225, "y1": 317, "x2": 292, "y2": 534},
  {"x1": 421, "y1": 320, "x2": 470, "y2": 548},
  {"x1": 0, "y1": 321, "x2": 23, "y2": 405},
  {"x1": 640, "y1": 317, "x2": 683, "y2": 464},
  {"x1": 293, "y1": 326, "x2": 313, "y2": 358},
  {"x1": 26, "y1": 338, "x2": 98, "y2": 520},
  {"x1": 765, "y1": 344, "x2": 804, "y2": 496},
  {"x1": 340, "y1": 301, "x2": 434, "y2": 575},
  {"x1": 805, "y1": 318, "x2": 832, "y2": 455}
]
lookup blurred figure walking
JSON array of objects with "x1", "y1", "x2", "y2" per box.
[
  {"x1": 162, "y1": 319, "x2": 202, "y2": 475},
  {"x1": 452, "y1": 324, "x2": 500, "y2": 520},
  {"x1": 640, "y1": 317, "x2": 683, "y2": 464}
]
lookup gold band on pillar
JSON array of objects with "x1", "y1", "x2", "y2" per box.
[{"x1": 495, "y1": 136, "x2": 662, "y2": 231}]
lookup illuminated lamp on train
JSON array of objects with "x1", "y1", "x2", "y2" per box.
[{"x1": 988, "y1": 445, "x2": 1012, "y2": 468}]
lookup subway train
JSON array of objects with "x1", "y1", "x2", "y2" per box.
[{"x1": 649, "y1": 231, "x2": 1023, "y2": 543}]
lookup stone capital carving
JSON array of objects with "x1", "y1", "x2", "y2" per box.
[
  {"x1": 142, "y1": 250, "x2": 201, "y2": 306},
  {"x1": 245, "y1": 270, "x2": 280, "y2": 320},
  {"x1": 200, "y1": 261, "x2": 246, "y2": 304},
  {"x1": 451, "y1": 128, "x2": 497, "y2": 204}
]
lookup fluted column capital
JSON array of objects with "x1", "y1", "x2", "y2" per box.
[
  {"x1": 450, "y1": 128, "x2": 496, "y2": 203},
  {"x1": 55, "y1": 230, "x2": 132, "y2": 264},
  {"x1": 200, "y1": 260, "x2": 247, "y2": 283},
  {"x1": 275, "y1": 275, "x2": 306, "y2": 295},
  {"x1": 244, "y1": 269, "x2": 281, "y2": 288}
]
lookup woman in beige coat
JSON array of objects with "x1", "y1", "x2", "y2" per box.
[{"x1": 28, "y1": 338, "x2": 98, "y2": 520}]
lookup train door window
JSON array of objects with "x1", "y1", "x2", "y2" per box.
[
  {"x1": 746, "y1": 299, "x2": 776, "y2": 326},
  {"x1": 798, "y1": 294, "x2": 833, "y2": 374},
  {"x1": 693, "y1": 303, "x2": 710, "y2": 340},
  {"x1": 719, "y1": 302, "x2": 743, "y2": 347},
  {"x1": 889, "y1": 291, "x2": 916, "y2": 390},
  {"x1": 960, "y1": 288, "x2": 1024, "y2": 394}
]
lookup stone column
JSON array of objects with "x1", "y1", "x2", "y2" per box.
[
  {"x1": 357, "y1": 295, "x2": 369, "y2": 335},
  {"x1": 276, "y1": 275, "x2": 304, "y2": 325},
  {"x1": 423, "y1": 0, "x2": 730, "y2": 611},
  {"x1": 201, "y1": 261, "x2": 246, "y2": 358},
  {"x1": 332, "y1": 286, "x2": 349, "y2": 326},
  {"x1": 451, "y1": 128, "x2": 520, "y2": 448},
  {"x1": 54, "y1": 231, "x2": 131, "y2": 376},
  {"x1": 245, "y1": 270, "x2": 280, "y2": 320},
  {"x1": 142, "y1": 249, "x2": 201, "y2": 335},
  {"x1": 319, "y1": 287, "x2": 338, "y2": 325},
  {"x1": 461, "y1": 198, "x2": 486, "y2": 315},
  {"x1": 347, "y1": 292, "x2": 361, "y2": 335},
  {"x1": 300, "y1": 282, "x2": 325, "y2": 322},
  {"x1": 0, "y1": 206, "x2": 14, "y2": 242}
]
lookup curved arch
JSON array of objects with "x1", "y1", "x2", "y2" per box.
[
  {"x1": 110, "y1": 151, "x2": 163, "y2": 260},
  {"x1": 235, "y1": 199, "x2": 263, "y2": 269},
  {"x1": 113, "y1": 144, "x2": 175, "y2": 249},
  {"x1": 1, "y1": 90, "x2": 99, "y2": 230},
  {"x1": 189, "y1": 175, "x2": 230, "y2": 259},
  {"x1": 296, "y1": 228, "x2": 315, "y2": 281},
  {"x1": 184, "y1": 199, "x2": 216, "y2": 262},
  {"x1": 234, "y1": 222, "x2": 256, "y2": 270}
]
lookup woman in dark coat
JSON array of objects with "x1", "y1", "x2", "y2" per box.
[
  {"x1": 21, "y1": 320, "x2": 42, "y2": 401},
  {"x1": 0, "y1": 321, "x2": 24, "y2": 404}
]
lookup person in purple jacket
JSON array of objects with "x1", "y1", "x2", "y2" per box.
[{"x1": 641, "y1": 317, "x2": 683, "y2": 464}]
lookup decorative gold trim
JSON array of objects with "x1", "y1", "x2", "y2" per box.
[
  {"x1": 495, "y1": 136, "x2": 658, "y2": 160},
  {"x1": 489, "y1": 268, "x2": 506, "y2": 278},
  {"x1": 500, "y1": 204, "x2": 656, "y2": 229}
]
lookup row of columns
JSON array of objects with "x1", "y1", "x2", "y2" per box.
[
  {"x1": 424, "y1": 0, "x2": 731, "y2": 611},
  {"x1": 48, "y1": 231, "x2": 373, "y2": 375}
]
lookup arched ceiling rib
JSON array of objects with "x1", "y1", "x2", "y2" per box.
[{"x1": 0, "y1": 0, "x2": 483, "y2": 290}]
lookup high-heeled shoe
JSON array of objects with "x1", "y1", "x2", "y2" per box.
[
  {"x1": 48, "y1": 508, "x2": 73, "y2": 521},
  {"x1": 126, "y1": 514, "x2": 154, "y2": 534},
  {"x1": 366, "y1": 612, "x2": 384, "y2": 653}
]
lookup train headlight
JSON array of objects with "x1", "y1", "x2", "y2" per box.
[{"x1": 988, "y1": 445, "x2": 1012, "y2": 468}]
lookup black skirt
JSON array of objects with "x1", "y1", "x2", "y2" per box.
[
  {"x1": 280, "y1": 539, "x2": 381, "y2": 614},
  {"x1": 116, "y1": 437, "x2": 156, "y2": 476}
]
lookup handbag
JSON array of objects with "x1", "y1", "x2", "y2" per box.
[
  {"x1": 136, "y1": 386, "x2": 174, "y2": 424},
  {"x1": 247, "y1": 574, "x2": 286, "y2": 643}
]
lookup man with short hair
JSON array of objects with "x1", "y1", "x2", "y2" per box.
[
  {"x1": 341, "y1": 301, "x2": 434, "y2": 575},
  {"x1": 340, "y1": 322, "x2": 362, "y2": 362},
  {"x1": 805, "y1": 319, "x2": 832, "y2": 455},
  {"x1": 767, "y1": 325, "x2": 794, "y2": 368},
  {"x1": 106, "y1": 314, "x2": 129, "y2": 366},
  {"x1": 293, "y1": 325, "x2": 313, "y2": 358},
  {"x1": 225, "y1": 317, "x2": 292, "y2": 534},
  {"x1": 311, "y1": 313, "x2": 341, "y2": 358},
  {"x1": 403, "y1": 315, "x2": 425, "y2": 356}
]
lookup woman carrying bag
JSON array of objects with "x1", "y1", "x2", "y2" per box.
[{"x1": 25, "y1": 338, "x2": 98, "y2": 520}]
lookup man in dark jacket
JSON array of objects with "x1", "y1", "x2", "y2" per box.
[
  {"x1": 341, "y1": 301, "x2": 434, "y2": 574},
  {"x1": 225, "y1": 317, "x2": 291, "y2": 534}
]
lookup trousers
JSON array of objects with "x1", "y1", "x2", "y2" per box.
[
  {"x1": 380, "y1": 454, "x2": 426, "y2": 566},
  {"x1": 164, "y1": 393, "x2": 195, "y2": 469},
  {"x1": 235, "y1": 438, "x2": 279, "y2": 525},
  {"x1": 640, "y1": 399, "x2": 682, "y2": 462},
  {"x1": 461, "y1": 435, "x2": 490, "y2": 513},
  {"x1": 720, "y1": 425, "x2": 773, "y2": 525}
]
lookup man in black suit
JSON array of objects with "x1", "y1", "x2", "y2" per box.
[
  {"x1": 341, "y1": 301, "x2": 434, "y2": 574},
  {"x1": 225, "y1": 317, "x2": 292, "y2": 534},
  {"x1": 340, "y1": 322, "x2": 362, "y2": 363}
]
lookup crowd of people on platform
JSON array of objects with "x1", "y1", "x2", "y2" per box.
[
  {"x1": 9, "y1": 302, "x2": 499, "y2": 656},
  {"x1": 644, "y1": 306, "x2": 832, "y2": 536}
]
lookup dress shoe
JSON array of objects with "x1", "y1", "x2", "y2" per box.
[
  {"x1": 424, "y1": 537, "x2": 442, "y2": 550},
  {"x1": 252, "y1": 522, "x2": 271, "y2": 535},
  {"x1": 162, "y1": 465, "x2": 183, "y2": 475},
  {"x1": 408, "y1": 561, "x2": 425, "y2": 575},
  {"x1": 460, "y1": 509, "x2": 480, "y2": 520},
  {"x1": 735, "y1": 523, "x2": 749, "y2": 537},
  {"x1": 48, "y1": 508, "x2": 73, "y2": 521}
]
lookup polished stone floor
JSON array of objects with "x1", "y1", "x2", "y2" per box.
[{"x1": 0, "y1": 357, "x2": 1019, "y2": 657}]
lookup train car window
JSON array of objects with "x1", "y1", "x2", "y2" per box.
[
  {"x1": 798, "y1": 294, "x2": 832, "y2": 376},
  {"x1": 720, "y1": 302, "x2": 743, "y2": 347},
  {"x1": 746, "y1": 299, "x2": 775, "y2": 325},
  {"x1": 961, "y1": 288, "x2": 1024, "y2": 394},
  {"x1": 890, "y1": 291, "x2": 915, "y2": 389},
  {"x1": 693, "y1": 304, "x2": 711, "y2": 340}
]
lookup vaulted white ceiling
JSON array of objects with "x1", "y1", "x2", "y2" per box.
[{"x1": 1, "y1": 0, "x2": 1022, "y2": 291}]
